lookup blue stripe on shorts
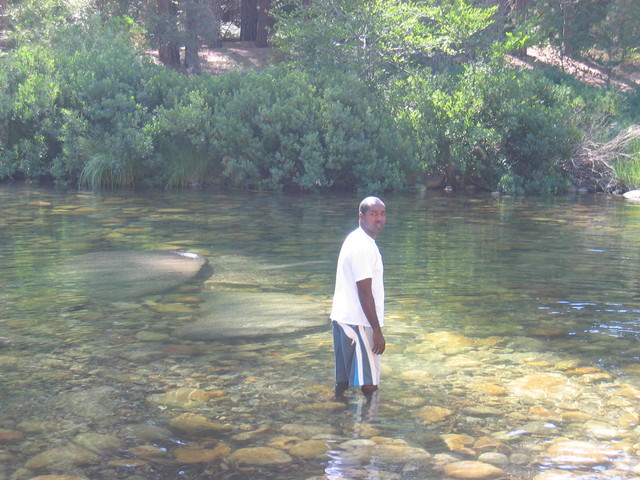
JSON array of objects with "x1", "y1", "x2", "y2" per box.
[{"x1": 333, "y1": 321, "x2": 380, "y2": 387}]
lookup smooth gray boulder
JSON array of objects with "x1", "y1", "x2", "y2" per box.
[
  {"x1": 175, "y1": 290, "x2": 326, "y2": 340},
  {"x1": 54, "y1": 250, "x2": 209, "y2": 300}
]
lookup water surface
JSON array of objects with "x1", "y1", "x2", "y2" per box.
[{"x1": 1, "y1": 185, "x2": 640, "y2": 480}]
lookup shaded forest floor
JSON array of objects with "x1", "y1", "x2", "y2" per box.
[
  {"x1": 196, "y1": 41, "x2": 640, "y2": 92},
  {"x1": 198, "y1": 41, "x2": 276, "y2": 74}
]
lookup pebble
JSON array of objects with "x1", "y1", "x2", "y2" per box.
[
  {"x1": 147, "y1": 387, "x2": 225, "y2": 408},
  {"x1": 443, "y1": 460, "x2": 504, "y2": 479},
  {"x1": 418, "y1": 406, "x2": 453, "y2": 423},
  {"x1": 287, "y1": 440, "x2": 330, "y2": 459},
  {"x1": 169, "y1": 412, "x2": 232, "y2": 434},
  {"x1": 0, "y1": 429, "x2": 25, "y2": 444},
  {"x1": 29, "y1": 476, "x2": 89, "y2": 480},
  {"x1": 226, "y1": 446, "x2": 293, "y2": 465},
  {"x1": 477, "y1": 452, "x2": 509, "y2": 466},
  {"x1": 545, "y1": 440, "x2": 609, "y2": 466},
  {"x1": 73, "y1": 433, "x2": 122, "y2": 453},
  {"x1": 25, "y1": 444, "x2": 100, "y2": 471},
  {"x1": 173, "y1": 443, "x2": 231, "y2": 463}
]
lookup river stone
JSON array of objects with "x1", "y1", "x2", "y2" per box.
[
  {"x1": 445, "y1": 355, "x2": 483, "y2": 367},
  {"x1": 418, "y1": 406, "x2": 453, "y2": 423},
  {"x1": 30, "y1": 476, "x2": 89, "y2": 480},
  {"x1": 0, "y1": 429, "x2": 25, "y2": 444},
  {"x1": 582, "y1": 420, "x2": 620, "y2": 439},
  {"x1": 129, "y1": 445, "x2": 169, "y2": 458},
  {"x1": 441, "y1": 434, "x2": 475, "y2": 452},
  {"x1": 73, "y1": 432, "x2": 122, "y2": 453},
  {"x1": 477, "y1": 452, "x2": 509, "y2": 466},
  {"x1": 280, "y1": 424, "x2": 338, "y2": 439},
  {"x1": 507, "y1": 373, "x2": 574, "y2": 403},
  {"x1": 226, "y1": 446, "x2": 293, "y2": 465},
  {"x1": 54, "y1": 250, "x2": 208, "y2": 300},
  {"x1": 268, "y1": 436, "x2": 302, "y2": 450},
  {"x1": 147, "y1": 387, "x2": 225, "y2": 408},
  {"x1": 174, "y1": 443, "x2": 231, "y2": 463},
  {"x1": 532, "y1": 471, "x2": 577, "y2": 480},
  {"x1": 443, "y1": 461, "x2": 504, "y2": 479},
  {"x1": 56, "y1": 386, "x2": 117, "y2": 419},
  {"x1": 25, "y1": 444, "x2": 100, "y2": 471},
  {"x1": 294, "y1": 401, "x2": 347, "y2": 413},
  {"x1": 175, "y1": 291, "x2": 325, "y2": 339},
  {"x1": 119, "y1": 424, "x2": 177, "y2": 445},
  {"x1": 426, "y1": 331, "x2": 474, "y2": 353},
  {"x1": 16, "y1": 420, "x2": 58, "y2": 433},
  {"x1": 623, "y1": 189, "x2": 640, "y2": 200},
  {"x1": 288, "y1": 440, "x2": 330, "y2": 459},
  {"x1": 545, "y1": 440, "x2": 609, "y2": 466},
  {"x1": 462, "y1": 406, "x2": 502, "y2": 417},
  {"x1": 371, "y1": 444, "x2": 431, "y2": 463},
  {"x1": 0, "y1": 355, "x2": 18, "y2": 366},
  {"x1": 169, "y1": 412, "x2": 232, "y2": 434}
]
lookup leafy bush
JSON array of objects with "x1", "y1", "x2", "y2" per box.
[
  {"x1": 394, "y1": 64, "x2": 584, "y2": 194},
  {"x1": 211, "y1": 68, "x2": 410, "y2": 192},
  {"x1": 1, "y1": 0, "x2": 635, "y2": 195}
]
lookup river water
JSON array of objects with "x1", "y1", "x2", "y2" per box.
[{"x1": 1, "y1": 185, "x2": 640, "y2": 480}]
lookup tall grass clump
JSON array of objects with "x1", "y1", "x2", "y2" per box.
[{"x1": 612, "y1": 135, "x2": 640, "y2": 190}]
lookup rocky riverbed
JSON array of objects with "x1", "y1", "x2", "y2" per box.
[{"x1": 2, "y1": 283, "x2": 640, "y2": 480}]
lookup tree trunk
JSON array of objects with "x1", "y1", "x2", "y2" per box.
[
  {"x1": 255, "y1": 0, "x2": 274, "y2": 47},
  {"x1": 240, "y1": 0, "x2": 258, "y2": 42},
  {"x1": 0, "y1": 0, "x2": 7, "y2": 32},
  {"x1": 157, "y1": 0, "x2": 181, "y2": 69},
  {"x1": 184, "y1": 1, "x2": 202, "y2": 74},
  {"x1": 206, "y1": 0, "x2": 223, "y2": 48}
]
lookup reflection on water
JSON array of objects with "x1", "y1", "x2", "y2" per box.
[{"x1": 1, "y1": 185, "x2": 640, "y2": 479}]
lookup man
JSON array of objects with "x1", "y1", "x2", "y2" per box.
[{"x1": 330, "y1": 196, "x2": 386, "y2": 400}]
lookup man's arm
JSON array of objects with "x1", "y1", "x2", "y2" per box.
[{"x1": 356, "y1": 278, "x2": 386, "y2": 354}]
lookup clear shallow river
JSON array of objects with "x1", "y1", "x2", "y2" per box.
[{"x1": 1, "y1": 185, "x2": 640, "y2": 480}]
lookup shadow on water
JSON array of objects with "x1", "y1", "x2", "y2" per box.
[{"x1": 1, "y1": 185, "x2": 640, "y2": 479}]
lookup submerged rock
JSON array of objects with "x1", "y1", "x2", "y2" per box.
[
  {"x1": 174, "y1": 443, "x2": 231, "y2": 463},
  {"x1": 175, "y1": 291, "x2": 325, "y2": 339},
  {"x1": 73, "y1": 432, "x2": 122, "y2": 454},
  {"x1": 25, "y1": 444, "x2": 100, "y2": 471},
  {"x1": 56, "y1": 386, "x2": 117, "y2": 419},
  {"x1": 169, "y1": 412, "x2": 232, "y2": 434},
  {"x1": 545, "y1": 440, "x2": 610, "y2": 466},
  {"x1": 443, "y1": 460, "x2": 504, "y2": 479},
  {"x1": 147, "y1": 388, "x2": 225, "y2": 408},
  {"x1": 54, "y1": 250, "x2": 208, "y2": 300},
  {"x1": 226, "y1": 446, "x2": 293, "y2": 465}
]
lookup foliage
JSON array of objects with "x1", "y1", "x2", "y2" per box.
[
  {"x1": 392, "y1": 64, "x2": 583, "y2": 194},
  {"x1": 271, "y1": 0, "x2": 500, "y2": 84},
  {"x1": 0, "y1": 13, "x2": 412, "y2": 192},
  {"x1": 1, "y1": 0, "x2": 637, "y2": 195},
  {"x1": 211, "y1": 68, "x2": 409, "y2": 192},
  {"x1": 590, "y1": 0, "x2": 640, "y2": 69}
]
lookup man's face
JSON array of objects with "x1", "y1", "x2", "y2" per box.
[{"x1": 359, "y1": 203, "x2": 386, "y2": 238}]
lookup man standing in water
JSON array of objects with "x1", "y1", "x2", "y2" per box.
[{"x1": 331, "y1": 197, "x2": 386, "y2": 401}]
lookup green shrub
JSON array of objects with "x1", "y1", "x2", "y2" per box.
[{"x1": 212, "y1": 68, "x2": 409, "y2": 192}]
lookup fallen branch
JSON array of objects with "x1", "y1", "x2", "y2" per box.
[{"x1": 566, "y1": 124, "x2": 640, "y2": 193}]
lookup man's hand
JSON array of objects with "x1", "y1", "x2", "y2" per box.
[{"x1": 372, "y1": 329, "x2": 386, "y2": 355}]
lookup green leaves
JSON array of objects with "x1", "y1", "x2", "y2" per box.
[{"x1": 272, "y1": 0, "x2": 500, "y2": 82}]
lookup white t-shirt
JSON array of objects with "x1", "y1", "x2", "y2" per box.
[{"x1": 330, "y1": 227, "x2": 384, "y2": 327}]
